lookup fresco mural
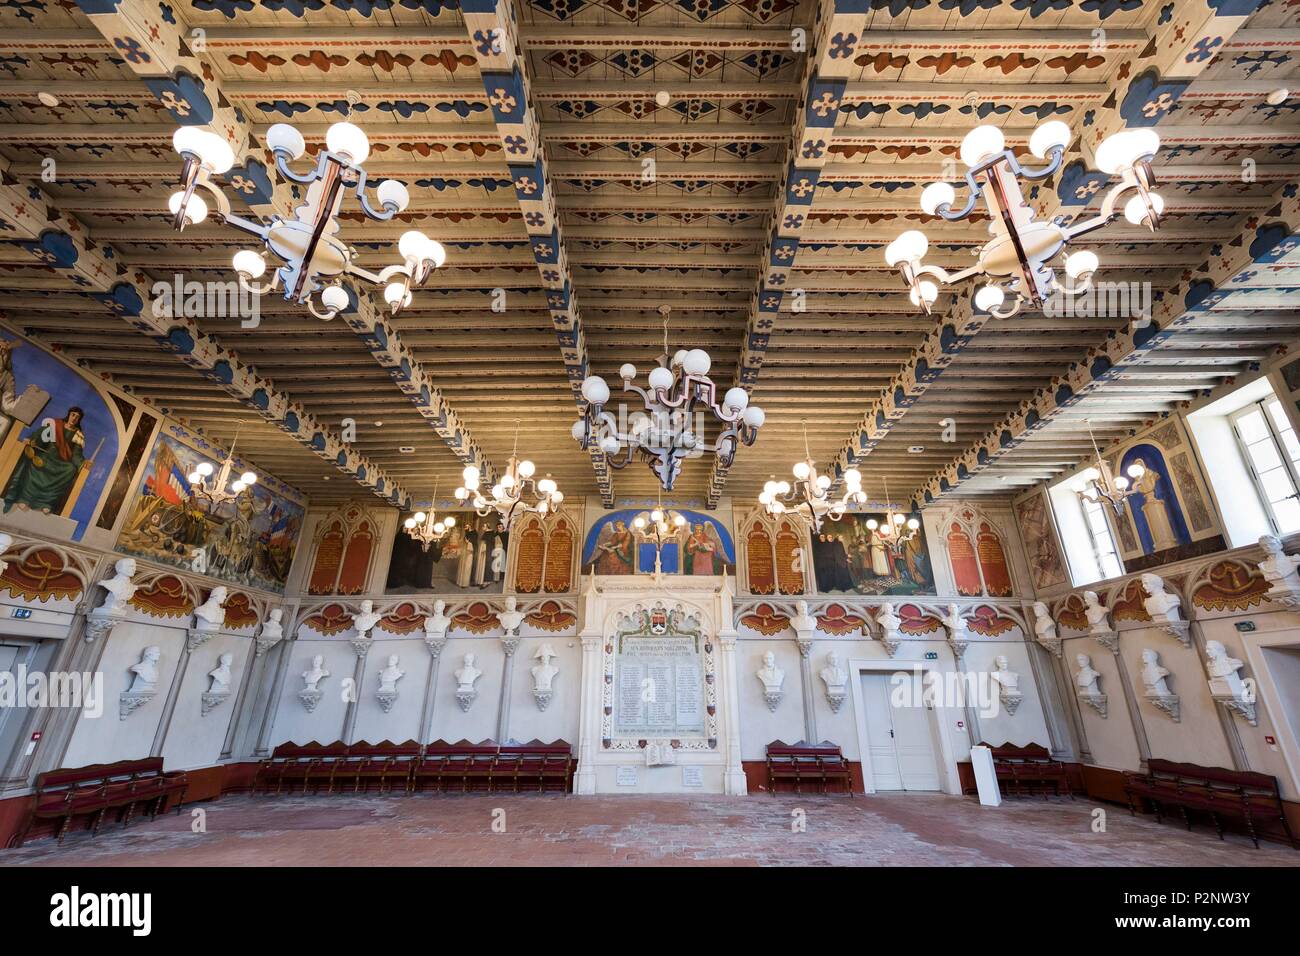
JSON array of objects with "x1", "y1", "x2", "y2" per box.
[
  {"x1": 810, "y1": 513, "x2": 934, "y2": 596},
  {"x1": 115, "y1": 432, "x2": 304, "y2": 593},
  {"x1": 0, "y1": 332, "x2": 122, "y2": 540},
  {"x1": 1118, "y1": 442, "x2": 1191, "y2": 555},
  {"x1": 1013, "y1": 490, "x2": 1067, "y2": 591},
  {"x1": 582, "y1": 508, "x2": 734, "y2": 576},
  {"x1": 385, "y1": 510, "x2": 508, "y2": 593}
]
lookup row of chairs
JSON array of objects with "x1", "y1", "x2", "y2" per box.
[{"x1": 256, "y1": 739, "x2": 575, "y2": 794}]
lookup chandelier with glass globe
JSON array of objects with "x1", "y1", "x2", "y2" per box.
[
  {"x1": 868, "y1": 477, "x2": 921, "y2": 557},
  {"x1": 757, "y1": 420, "x2": 866, "y2": 532},
  {"x1": 572, "y1": 306, "x2": 766, "y2": 491},
  {"x1": 402, "y1": 479, "x2": 457, "y2": 551},
  {"x1": 167, "y1": 121, "x2": 446, "y2": 321},
  {"x1": 885, "y1": 122, "x2": 1164, "y2": 318},
  {"x1": 455, "y1": 421, "x2": 563, "y2": 530},
  {"x1": 186, "y1": 421, "x2": 257, "y2": 509},
  {"x1": 1069, "y1": 419, "x2": 1146, "y2": 514},
  {"x1": 631, "y1": 496, "x2": 688, "y2": 577}
]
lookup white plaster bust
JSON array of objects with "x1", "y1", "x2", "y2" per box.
[
  {"x1": 424, "y1": 599, "x2": 451, "y2": 639},
  {"x1": 876, "y1": 603, "x2": 901, "y2": 635},
  {"x1": 208, "y1": 652, "x2": 233, "y2": 693},
  {"x1": 1083, "y1": 590, "x2": 1110, "y2": 631},
  {"x1": 1140, "y1": 648, "x2": 1172, "y2": 696},
  {"x1": 944, "y1": 603, "x2": 968, "y2": 638},
  {"x1": 819, "y1": 651, "x2": 847, "y2": 694},
  {"x1": 499, "y1": 595, "x2": 525, "y2": 636},
  {"x1": 1075, "y1": 653, "x2": 1102, "y2": 695},
  {"x1": 1205, "y1": 640, "x2": 1244, "y2": 680},
  {"x1": 128, "y1": 645, "x2": 162, "y2": 693},
  {"x1": 1032, "y1": 601, "x2": 1057, "y2": 642},
  {"x1": 96, "y1": 557, "x2": 137, "y2": 614},
  {"x1": 377, "y1": 654, "x2": 405, "y2": 693},
  {"x1": 1258, "y1": 534, "x2": 1300, "y2": 586},
  {"x1": 756, "y1": 650, "x2": 785, "y2": 693},
  {"x1": 194, "y1": 585, "x2": 227, "y2": 629},
  {"x1": 990, "y1": 655, "x2": 1020, "y2": 693},
  {"x1": 260, "y1": 608, "x2": 283, "y2": 641},
  {"x1": 1141, "y1": 572, "x2": 1180, "y2": 620},
  {"x1": 302, "y1": 654, "x2": 330, "y2": 692},
  {"x1": 354, "y1": 599, "x2": 382, "y2": 637},
  {"x1": 455, "y1": 653, "x2": 482, "y2": 692},
  {"x1": 531, "y1": 643, "x2": 559, "y2": 692},
  {"x1": 791, "y1": 600, "x2": 817, "y2": 636}
]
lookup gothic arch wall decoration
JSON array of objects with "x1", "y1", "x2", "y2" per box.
[
  {"x1": 511, "y1": 511, "x2": 578, "y2": 594},
  {"x1": 306, "y1": 502, "x2": 380, "y2": 595},
  {"x1": 739, "y1": 508, "x2": 807, "y2": 596},
  {"x1": 942, "y1": 507, "x2": 1013, "y2": 598}
]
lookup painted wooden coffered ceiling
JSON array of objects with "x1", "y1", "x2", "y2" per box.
[{"x1": 1, "y1": 0, "x2": 1299, "y2": 511}]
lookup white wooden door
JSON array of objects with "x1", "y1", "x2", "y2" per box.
[{"x1": 860, "y1": 672, "x2": 941, "y2": 792}]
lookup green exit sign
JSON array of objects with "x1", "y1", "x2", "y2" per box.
[{"x1": 924, "y1": 652, "x2": 938, "y2": 660}]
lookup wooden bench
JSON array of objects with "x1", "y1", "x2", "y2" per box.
[
  {"x1": 1124, "y1": 759, "x2": 1297, "y2": 849},
  {"x1": 256, "y1": 741, "x2": 347, "y2": 794},
  {"x1": 11, "y1": 758, "x2": 188, "y2": 847},
  {"x1": 765, "y1": 741, "x2": 854, "y2": 795},
  {"x1": 413, "y1": 740, "x2": 574, "y2": 793},
  {"x1": 984, "y1": 742, "x2": 1072, "y2": 799},
  {"x1": 331, "y1": 741, "x2": 421, "y2": 794}
]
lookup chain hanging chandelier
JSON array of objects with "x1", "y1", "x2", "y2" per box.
[
  {"x1": 885, "y1": 123, "x2": 1163, "y2": 318},
  {"x1": 1070, "y1": 419, "x2": 1145, "y2": 514},
  {"x1": 168, "y1": 121, "x2": 446, "y2": 321},
  {"x1": 572, "y1": 305, "x2": 766, "y2": 491},
  {"x1": 757, "y1": 420, "x2": 865, "y2": 532},
  {"x1": 186, "y1": 421, "x2": 257, "y2": 509},
  {"x1": 402, "y1": 478, "x2": 457, "y2": 551},
  {"x1": 455, "y1": 420, "x2": 562, "y2": 530},
  {"x1": 868, "y1": 476, "x2": 921, "y2": 556}
]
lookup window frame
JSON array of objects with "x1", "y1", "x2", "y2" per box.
[
  {"x1": 1079, "y1": 483, "x2": 1125, "y2": 580},
  {"x1": 1228, "y1": 398, "x2": 1300, "y2": 535}
]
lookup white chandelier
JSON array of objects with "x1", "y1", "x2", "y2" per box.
[
  {"x1": 632, "y1": 497, "x2": 687, "y2": 578},
  {"x1": 168, "y1": 121, "x2": 446, "y2": 321},
  {"x1": 757, "y1": 420, "x2": 865, "y2": 532},
  {"x1": 455, "y1": 421, "x2": 563, "y2": 529},
  {"x1": 868, "y1": 477, "x2": 921, "y2": 556},
  {"x1": 573, "y1": 305, "x2": 766, "y2": 490},
  {"x1": 186, "y1": 422, "x2": 257, "y2": 508},
  {"x1": 403, "y1": 479, "x2": 457, "y2": 551},
  {"x1": 885, "y1": 123, "x2": 1163, "y2": 318},
  {"x1": 1070, "y1": 419, "x2": 1146, "y2": 514}
]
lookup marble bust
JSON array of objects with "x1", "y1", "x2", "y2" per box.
[
  {"x1": 791, "y1": 600, "x2": 817, "y2": 636},
  {"x1": 1140, "y1": 648, "x2": 1172, "y2": 697},
  {"x1": 531, "y1": 643, "x2": 559, "y2": 693},
  {"x1": 455, "y1": 653, "x2": 482, "y2": 692},
  {"x1": 876, "y1": 603, "x2": 901, "y2": 635},
  {"x1": 1032, "y1": 601, "x2": 1056, "y2": 641},
  {"x1": 1205, "y1": 640, "x2": 1244, "y2": 681},
  {"x1": 819, "y1": 651, "x2": 847, "y2": 695},
  {"x1": 260, "y1": 608, "x2": 284, "y2": 641},
  {"x1": 377, "y1": 654, "x2": 405, "y2": 693},
  {"x1": 194, "y1": 585, "x2": 227, "y2": 629},
  {"x1": 208, "y1": 653, "x2": 233, "y2": 693},
  {"x1": 499, "y1": 596, "x2": 525, "y2": 637},
  {"x1": 944, "y1": 604, "x2": 968, "y2": 637},
  {"x1": 354, "y1": 599, "x2": 382, "y2": 638},
  {"x1": 1083, "y1": 590, "x2": 1110, "y2": 631},
  {"x1": 1141, "y1": 572, "x2": 1180, "y2": 619},
  {"x1": 128, "y1": 646, "x2": 162, "y2": 693},
  {"x1": 756, "y1": 650, "x2": 785, "y2": 693},
  {"x1": 1075, "y1": 653, "x2": 1102, "y2": 696},
  {"x1": 96, "y1": 557, "x2": 137, "y2": 614},
  {"x1": 991, "y1": 655, "x2": 1020, "y2": 694},
  {"x1": 1258, "y1": 533, "x2": 1300, "y2": 586},
  {"x1": 425, "y1": 599, "x2": 452, "y2": 639},
  {"x1": 302, "y1": 654, "x2": 330, "y2": 692}
]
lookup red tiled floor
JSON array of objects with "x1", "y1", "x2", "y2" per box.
[{"x1": 3, "y1": 792, "x2": 1294, "y2": 866}]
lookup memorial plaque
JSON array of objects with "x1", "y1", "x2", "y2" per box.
[{"x1": 613, "y1": 632, "x2": 706, "y2": 738}]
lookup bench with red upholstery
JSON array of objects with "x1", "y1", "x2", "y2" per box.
[
  {"x1": 332, "y1": 741, "x2": 421, "y2": 794},
  {"x1": 256, "y1": 741, "x2": 345, "y2": 794},
  {"x1": 765, "y1": 741, "x2": 853, "y2": 795},
  {"x1": 1123, "y1": 759, "x2": 1297, "y2": 849},
  {"x1": 984, "y1": 743, "x2": 1072, "y2": 799},
  {"x1": 413, "y1": 740, "x2": 574, "y2": 793},
  {"x1": 11, "y1": 757, "x2": 188, "y2": 847}
]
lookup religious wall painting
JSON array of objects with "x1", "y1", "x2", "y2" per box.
[
  {"x1": 583, "y1": 508, "x2": 734, "y2": 577},
  {"x1": 306, "y1": 503, "x2": 377, "y2": 595},
  {"x1": 0, "y1": 332, "x2": 124, "y2": 541},
  {"x1": 512, "y1": 513, "x2": 576, "y2": 593},
  {"x1": 739, "y1": 602, "x2": 790, "y2": 636},
  {"x1": 525, "y1": 599, "x2": 577, "y2": 632},
  {"x1": 385, "y1": 510, "x2": 508, "y2": 594},
  {"x1": 115, "y1": 433, "x2": 305, "y2": 593},
  {"x1": 810, "y1": 512, "x2": 934, "y2": 596},
  {"x1": 1192, "y1": 560, "x2": 1270, "y2": 613},
  {"x1": 1012, "y1": 490, "x2": 1067, "y2": 591},
  {"x1": 0, "y1": 545, "x2": 85, "y2": 604}
]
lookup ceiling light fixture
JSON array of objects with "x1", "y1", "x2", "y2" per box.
[
  {"x1": 1070, "y1": 418, "x2": 1145, "y2": 513},
  {"x1": 573, "y1": 304, "x2": 765, "y2": 490},
  {"x1": 186, "y1": 421, "x2": 258, "y2": 509},
  {"x1": 403, "y1": 478, "x2": 457, "y2": 551},
  {"x1": 757, "y1": 420, "x2": 865, "y2": 532},
  {"x1": 886, "y1": 123, "x2": 1163, "y2": 318},
  {"x1": 167, "y1": 121, "x2": 446, "y2": 321},
  {"x1": 456, "y1": 420, "x2": 562, "y2": 530},
  {"x1": 866, "y1": 476, "x2": 920, "y2": 557}
]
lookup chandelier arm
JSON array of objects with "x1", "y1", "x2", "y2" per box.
[
  {"x1": 935, "y1": 168, "x2": 986, "y2": 221},
  {"x1": 987, "y1": 293, "x2": 1024, "y2": 320},
  {"x1": 271, "y1": 148, "x2": 325, "y2": 186},
  {"x1": 355, "y1": 183, "x2": 402, "y2": 223},
  {"x1": 305, "y1": 297, "x2": 341, "y2": 322},
  {"x1": 219, "y1": 213, "x2": 267, "y2": 240},
  {"x1": 235, "y1": 273, "x2": 278, "y2": 297},
  {"x1": 1008, "y1": 144, "x2": 1066, "y2": 181},
  {"x1": 913, "y1": 263, "x2": 960, "y2": 285}
]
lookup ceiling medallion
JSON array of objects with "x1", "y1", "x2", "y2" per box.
[
  {"x1": 167, "y1": 121, "x2": 445, "y2": 321},
  {"x1": 573, "y1": 305, "x2": 766, "y2": 490},
  {"x1": 886, "y1": 123, "x2": 1164, "y2": 318}
]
